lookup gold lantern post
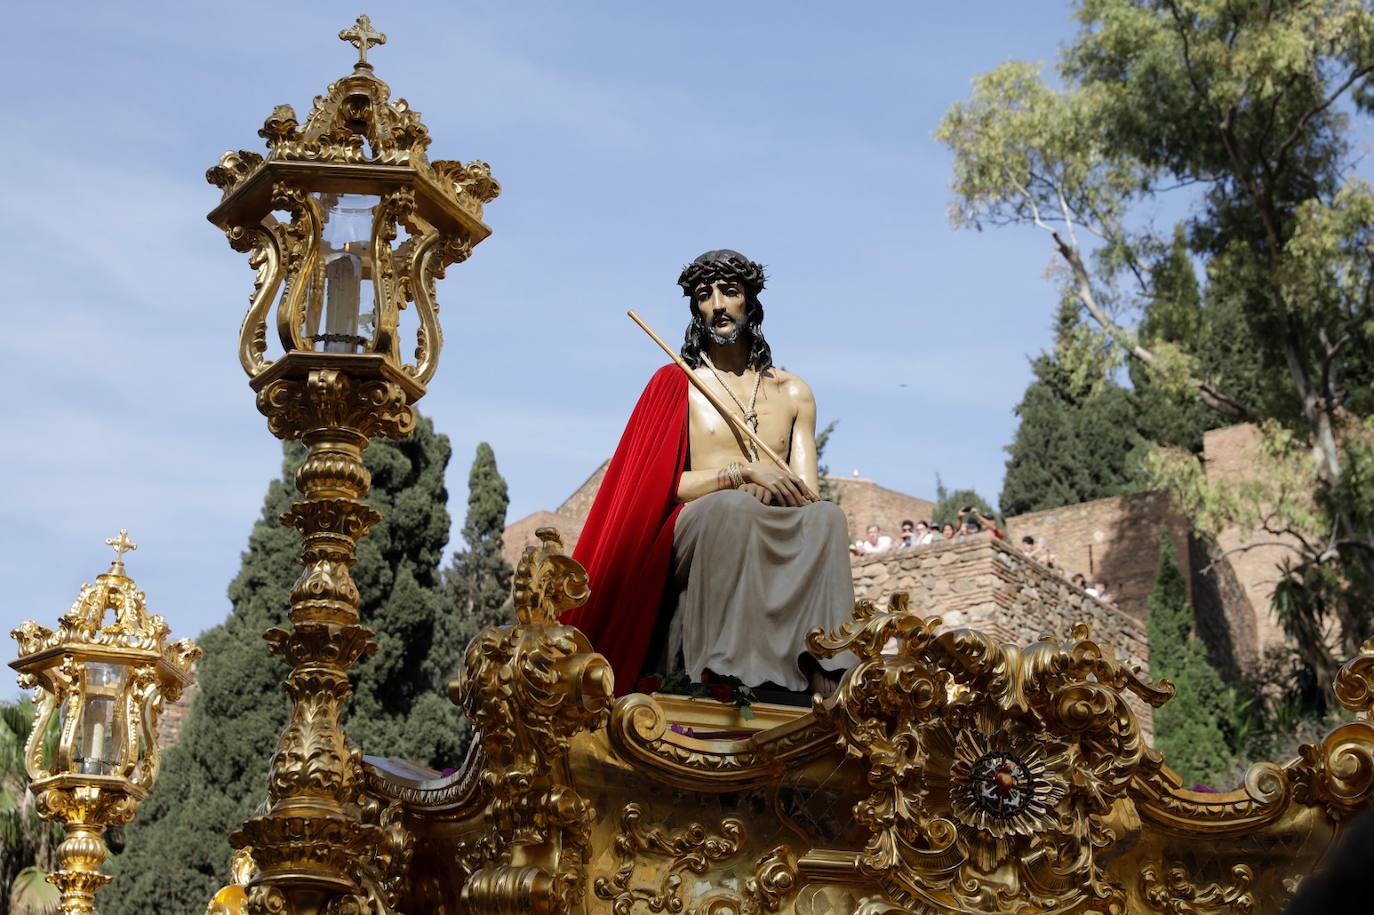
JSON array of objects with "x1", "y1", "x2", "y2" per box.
[
  {"x1": 9, "y1": 531, "x2": 201, "y2": 915},
  {"x1": 204, "y1": 15, "x2": 496, "y2": 914}
]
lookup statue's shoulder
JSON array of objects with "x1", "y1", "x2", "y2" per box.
[{"x1": 767, "y1": 366, "x2": 815, "y2": 403}]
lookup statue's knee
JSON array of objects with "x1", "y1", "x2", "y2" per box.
[
  {"x1": 817, "y1": 500, "x2": 847, "y2": 529},
  {"x1": 712, "y1": 489, "x2": 756, "y2": 511}
]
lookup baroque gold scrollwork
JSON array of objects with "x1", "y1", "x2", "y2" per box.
[
  {"x1": 806, "y1": 596, "x2": 1173, "y2": 914},
  {"x1": 226, "y1": 223, "x2": 286, "y2": 377},
  {"x1": 455, "y1": 527, "x2": 612, "y2": 915},
  {"x1": 403, "y1": 231, "x2": 469, "y2": 385},
  {"x1": 594, "y1": 804, "x2": 799, "y2": 915},
  {"x1": 1140, "y1": 863, "x2": 1255, "y2": 914},
  {"x1": 367, "y1": 188, "x2": 416, "y2": 363}
]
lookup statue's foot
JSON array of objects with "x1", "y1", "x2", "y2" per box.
[{"x1": 798, "y1": 652, "x2": 844, "y2": 699}]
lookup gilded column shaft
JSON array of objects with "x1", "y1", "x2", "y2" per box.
[{"x1": 233, "y1": 366, "x2": 414, "y2": 914}]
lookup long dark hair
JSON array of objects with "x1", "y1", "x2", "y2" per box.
[{"x1": 676, "y1": 249, "x2": 774, "y2": 372}]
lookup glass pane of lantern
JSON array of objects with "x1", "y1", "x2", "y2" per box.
[
  {"x1": 307, "y1": 193, "x2": 379, "y2": 354},
  {"x1": 75, "y1": 662, "x2": 126, "y2": 776}
]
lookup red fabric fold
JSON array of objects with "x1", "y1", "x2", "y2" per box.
[{"x1": 564, "y1": 365, "x2": 689, "y2": 695}]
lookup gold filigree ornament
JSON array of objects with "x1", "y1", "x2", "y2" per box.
[
  {"x1": 454, "y1": 527, "x2": 614, "y2": 914},
  {"x1": 806, "y1": 595, "x2": 1173, "y2": 914},
  {"x1": 1139, "y1": 863, "x2": 1255, "y2": 914},
  {"x1": 593, "y1": 803, "x2": 799, "y2": 915},
  {"x1": 10, "y1": 532, "x2": 200, "y2": 915}
]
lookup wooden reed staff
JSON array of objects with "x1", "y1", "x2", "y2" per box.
[{"x1": 627, "y1": 309, "x2": 820, "y2": 502}]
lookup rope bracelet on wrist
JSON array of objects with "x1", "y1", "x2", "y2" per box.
[{"x1": 725, "y1": 461, "x2": 746, "y2": 489}]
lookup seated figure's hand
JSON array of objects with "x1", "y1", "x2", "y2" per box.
[
  {"x1": 745, "y1": 462, "x2": 813, "y2": 507},
  {"x1": 738, "y1": 482, "x2": 774, "y2": 505}
]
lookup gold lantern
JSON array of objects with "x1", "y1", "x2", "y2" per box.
[
  {"x1": 9, "y1": 531, "x2": 201, "y2": 915},
  {"x1": 204, "y1": 16, "x2": 496, "y2": 914},
  {"x1": 205, "y1": 13, "x2": 497, "y2": 396}
]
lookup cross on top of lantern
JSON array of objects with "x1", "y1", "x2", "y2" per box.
[{"x1": 205, "y1": 14, "x2": 499, "y2": 393}]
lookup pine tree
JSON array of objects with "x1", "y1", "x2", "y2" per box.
[
  {"x1": 108, "y1": 416, "x2": 459, "y2": 914},
  {"x1": 1146, "y1": 531, "x2": 1237, "y2": 788},
  {"x1": 438, "y1": 443, "x2": 514, "y2": 689}
]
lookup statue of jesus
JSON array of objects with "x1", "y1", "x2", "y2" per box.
[{"x1": 564, "y1": 249, "x2": 854, "y2": 697}]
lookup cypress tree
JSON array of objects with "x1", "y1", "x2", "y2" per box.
[
  {"x1": 437, "y1": 443, "x2": 514, "y2": 688},
  {"x1": 1146, "y1": 531, "x2": 1237, "y2": 788},
  {"x1": 1000, "y1": 358, "x2": 1084, "y2": 517},
  {"x1": 1131, "y1": 225, "x2": 1215, "y2": 453},
  {"x1": 109, "y1": 415, "x2": 459, "y2": 914},
  {"x1": 1000, "y1": 302, "x2": 1149, "y2": 516}
]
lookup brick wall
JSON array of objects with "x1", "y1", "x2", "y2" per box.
[{"x1": 850, "y1": 536, "x2": 1153, "y2": 735}]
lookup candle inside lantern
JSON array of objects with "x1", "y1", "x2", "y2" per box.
[
  {"x1": 312, "y1": 194, "x2": 379, "y2": 353},
  {"x1": 75, "y1": 662, "x2": 125, "y2": 776}
]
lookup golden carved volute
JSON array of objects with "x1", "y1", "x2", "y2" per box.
[{"x1": 454, "y1": 527, "x2": 612, "y2": 914}]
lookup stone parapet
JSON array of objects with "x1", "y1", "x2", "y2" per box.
[{"x1": 851, "y1": 535, "x2": 1152, "y2": 733}]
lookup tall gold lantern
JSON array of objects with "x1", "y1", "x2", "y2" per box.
[
  {"x1": 9, "y1": 531, "x2": 201, "y2": 915},
  {"x1": 205, "y1": 15, "x2": 496, "y2": 914}
]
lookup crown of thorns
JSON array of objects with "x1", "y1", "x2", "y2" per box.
[{"x1": 677, "y1": 249, "x2": 767, "y2": 298}]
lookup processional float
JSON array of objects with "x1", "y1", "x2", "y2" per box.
[{"x1": 178, "y1": 15, "x2": 1374, "y2": 915}]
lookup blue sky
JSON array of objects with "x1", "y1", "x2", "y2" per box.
[{"x1": 2, "y1": 2, "x2": 1089, "y2": 682}]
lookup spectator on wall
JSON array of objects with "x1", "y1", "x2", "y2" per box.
[
  {"x1": 852, "y1": 524, "x2": 892, "y2": 556},
  {"x1": 915, "y1": 520, "x2": 937, "y2": 546},
  {"x1": 940, "y1": 522, "x2": 956, "y2": 541},
  {"x1": 897, "y1": 520, "x2": 917, "y2": 550},
  {"x1": 959, "y1": 507, "x2": 1004, "y2": 539},
  {"x1": 1071, "y1": 572, "x2": 1088, "y2": 590}
]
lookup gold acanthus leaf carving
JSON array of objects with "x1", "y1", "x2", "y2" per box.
[
  {"x1": 511, "y1": 527, "x2": 591, "y2": 625},
  {"x1": 1140, "y1": 863, "x2": 1255, "y2": 914},
  {"x1": 805, "y1": 595, "x2": 1173, "y2": 913},
  {"x1": 256, "y1": 370, "x2": 415, "y2": 443},
  {"x1": 593, "y1": 803, "x2": 799, "y2": 915},
  {"x1": 456, "y1": 526, "x2": 611, "y2": 914}
]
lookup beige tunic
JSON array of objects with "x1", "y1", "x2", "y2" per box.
[{"x1": 667, "y1": 489, "x2": 856, "y2": 690}]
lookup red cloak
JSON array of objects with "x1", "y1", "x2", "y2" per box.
[{"x1": 564, "y1": 365, "x2": 689, "y2": 694}]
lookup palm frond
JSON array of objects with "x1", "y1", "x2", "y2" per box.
[{"x1": 9, "y1": 865, "x2": 61, "y2": 915}]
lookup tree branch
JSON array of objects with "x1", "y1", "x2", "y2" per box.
[
  {"x1": 1047, "y1": 226, "x2": 1262, "y2": 422},
  {"x1": 1200, "y1": 539, "x2": 1310, "y2": 575},
  {"x1": 1274, "y1": 63, "x2": 1374, "y2": 168}
]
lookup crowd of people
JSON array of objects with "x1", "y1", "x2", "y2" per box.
[
  {"x1": 850, "y1": 506, "x2": 1004, "y2": 556},
  {"x1": 849, "y1": 512, "x2": 1120, "y2": 608}
]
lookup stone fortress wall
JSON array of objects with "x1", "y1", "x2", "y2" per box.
[{"x1": 851, "y1": 536, "x2": 1153, "y2": 733}]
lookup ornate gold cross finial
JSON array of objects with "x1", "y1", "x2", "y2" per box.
[
  {"x1": 105, "y1": 529, "x2": 137, "y2": 572},
  {"x1": 339, "y1": 14, "x2": 386, "y2": 68}
]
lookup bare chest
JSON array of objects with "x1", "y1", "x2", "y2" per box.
[{"x1": 686, "y1": 369, "x2": 795, "y2": 468}]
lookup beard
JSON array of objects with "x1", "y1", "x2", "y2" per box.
[
  {"x1": 707, "y1": 311, "x2": 743, "y2": 346},
  {"x1": 707, "y1": 322, "x2": 743, "y2": 346}
]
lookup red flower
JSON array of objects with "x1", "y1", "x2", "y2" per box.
[
  {"x1": 635, "y1": 675, "x2": 663, "y2": 694},
  {"x1": 707, "y1": 683, "x2": 734, "y2": 703}
]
